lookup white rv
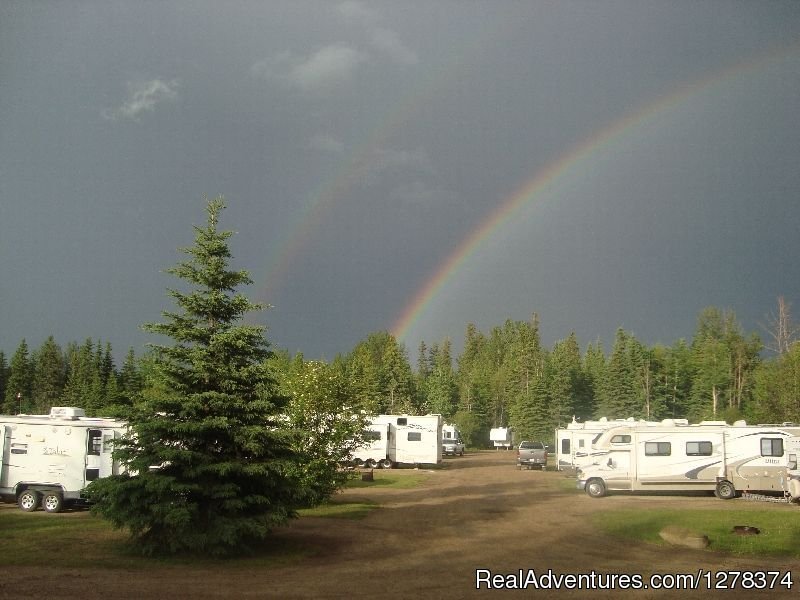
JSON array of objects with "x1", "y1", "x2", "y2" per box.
[
  {"x1": 577, "y1": 421, "x2": 800, "y2": 500},
  {"x1": 351, "y1": 414, "x2": 442, "y2": 468},
  {"x1": 442, "y1": 423, "x2": 460, "y2": 440},
  {"x1": 490, "y1": 427, "x2": 513, "y2": 450},
  {"x1": 555, "y1": 417, "x2": 688, "y2": 471},
  {"x1": 0, "y1": 407, "x2": 127, "y2": 512},
  {"x1": 350, "y1": 421, "x2": 392, "y2": 469}
]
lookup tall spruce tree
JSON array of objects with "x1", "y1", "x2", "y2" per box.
[
  {"x1": 4, "y1": 340, "x2": 32, "y2": 414},
  {"x1": 86, "y1": 197, "x2": 305, "y2": 556},
  {"x1": 31, "y1": 336, "x2": 66, "y2": 413}
]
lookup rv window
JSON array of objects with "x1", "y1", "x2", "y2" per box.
[
  {"x1": 761, "y1": 438, "x2": 784, "y2": 457},
  {"x1": 610, "y1": 435, "x2": 631, "y2": 444},
  {"x1": 645, "y1": 442, "x2": 671, "y2": 456},
  {"x1": 10, "y1": 443, "x2": 27, "y2": 455},
  {"x1": 561, "y1": 439, "x2": 570, "y2": 454},
  {"x1": 87, "y1": 430, "x2": 102, "y2": 456},
  {"x1": 363, "y1": 430, "x2": 381, "y2": 441},
  {"x1": 578, "y1": 439, "x2": 585, "y2": 448},
  {"x1": 686, "y1": 441, "x2": 712, "y2": 456},
  {"x1": 408, "y1": 432, "x2": 421, "y2": 442},
  {"x1": 397, "y1": 418, "x2": 408, "y2": 426},
  {"x1": 592, "y1": 433, "x2": 603, "y2": 444}
]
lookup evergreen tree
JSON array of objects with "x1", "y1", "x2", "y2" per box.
[
  {"x1": 31, "y1": 336, "x2": 66, "y2": 413},
  {"x1": 86, "y1": 197, "x2": 306, "y2": 556},
  {"x1": 582, "y1": 341, "x2": 606, "y2": 418},
  {"x1": 424, "y1": 338, "x2": 458, "y2": 418},
  {"x1": 548, "y1": 333, "x2": 583, "y2": 427},
  {"x1": 346, "y1": 331, "x2": 415, "y2": 414},
  {"x1": 0, "y1": 351, "x2": 7, "y2": 409},
  {"x1": 62, "y1": 339, "x2": 94, "y2": 409},
  {"x1": 118, "y1": 347, "x2": 143, "y2": 407},
  {"x1": 4, "y1": 339, "x2": 32, "y2": 414}
]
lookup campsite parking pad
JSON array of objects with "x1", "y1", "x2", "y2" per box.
[{"x1": 3, "y1": 450, "x2": 798, "y2": 599}]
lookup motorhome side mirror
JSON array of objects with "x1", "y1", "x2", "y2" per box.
[{"x1": 607, "y1": 457, "x2": 613, "y2": 468}]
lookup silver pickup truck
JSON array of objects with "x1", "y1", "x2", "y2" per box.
[{"x1": 516, "y1": 441, "x2": 548, "y2": 470}]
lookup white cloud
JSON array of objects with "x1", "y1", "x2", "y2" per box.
[
  {"x1": 252, "y1": 45, "x2": 366, "y2": 93},
  {"x1": 290, "y1": 45, "x2": 366, "y2": 91},
  {"x1": 103, "y1": 79, "x2": 179, "y2": 121}
]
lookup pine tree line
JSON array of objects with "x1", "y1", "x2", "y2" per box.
[
  {"x1": 4, "y1": 301, "x2": 798, "y2": 448},
  {"x1": 0, "y1": 338, "x2": 142, "y2": 416},
  {"x1": 336, "y1": 306, "x2": 800, "y2": 447}
]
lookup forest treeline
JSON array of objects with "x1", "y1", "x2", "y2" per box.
[{"x1": 2, "y1": 299, "x2": 798, "y2": 446}]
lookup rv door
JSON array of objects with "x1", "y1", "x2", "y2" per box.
[{"x1": 86, "y1": 428, "x2": 119, "y2": 482}]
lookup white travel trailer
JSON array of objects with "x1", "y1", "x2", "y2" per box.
[
  {"x1": 555, "y1": 417, "x2": 688, "y2": 471},
  {"x1": 350, "y1": 421, "x2": 392, "y2": 469},
  {"x1": 351, "y1": 414, "x2": 442, "y2": 468},
  {"x1": 490, "y1": 427, "x2": 513, "y2": 450},
  {"x1": 0, "y1": 407, "x2": 127, "y2": 512},
  {"x1": 577, "y1": 421, "x2": 800, "y2": 500}
]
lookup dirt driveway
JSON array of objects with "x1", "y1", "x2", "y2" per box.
[{"x1": 3, "y1": 450, "x2": 798, "y2": 598}]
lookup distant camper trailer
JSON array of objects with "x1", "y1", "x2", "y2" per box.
[
  {"x1": 577, "y1": 421, "x2": 800, "y2": 500},
  {"x1": 0, "y1": 407, "x2": 127, "y2": 512},
  {"x1": 350, "y1": 414, "x2": 442, "y2": 468},
  {"x1": 490, "y1": 427, "x2": 513, "y2": 450}
]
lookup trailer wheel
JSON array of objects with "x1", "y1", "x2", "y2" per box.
[
  {"x1": 17, "y1": 489, "x2": 40, "y2": 512},
  {"x1": 352, "y1": 458, "x2": 364, "y2": 467},
  {"x1": 716, "y1": 480, "x2": 736, "y2": 500},
  {"x1": 585, "y1": 478, "x2": 607, "y2": 498},
  {"x1": 365, "y1": 459, "x2": 377, "y2": 468},
  {"x1": 42, "y1": 492, "x2": 64, "y2": 513},
  {"x1": 379, "y1": 458, "x2": 393, "y2": 469}
]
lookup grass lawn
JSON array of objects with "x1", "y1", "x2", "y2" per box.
[
  {"x1": 345, "y1": 468, "x2": 431, "y2": 489},
  {"x1": 0, "y1": 470, "x2": 429, "y2": 568},
  {"x1": 593, "y1": 505, "x2": 800, "y2": 557}
]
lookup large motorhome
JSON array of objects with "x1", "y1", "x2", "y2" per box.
[
  {"x1": 0, "y1": 407, "x2": 127, "y2": 512},
  {"x1": 577, "y1": 421, "x2": 800, "y2": 500},
  {"x1": 555, "y1": 417, "x2": 688, "y2": 471},
  {"x1": 350, "y1": 414, "x2": 442, "y2": 468}
]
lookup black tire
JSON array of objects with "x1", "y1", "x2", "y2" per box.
[
  {"x1": 17, "y1": 489, "x2": 40, "y2": 512},
  {"x1": 716, "y1": 480, "x2": 736, "y2": 500},
  {"x1": 42, "y1": 492, "x2": 64, "y2": 513},
  {"x1": 459, "y1": 449, "x2": 464, "y2": 456},
  {"x1": 585, "y1": 478, "x2": 607, "y2": 498},
  {"x1": 365, "y1": 459, "x2": 377, "y2": 469},
  {"x1": 352, "y1": 458, "x2": 364, "y2": 467},
  {"x1": 379, "y1": 458, "x2": 393, "y2": 469}
]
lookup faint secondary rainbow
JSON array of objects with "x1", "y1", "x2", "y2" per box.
[{"x1": 391, "y1": 42, "x2": 800, "y2": 342}]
